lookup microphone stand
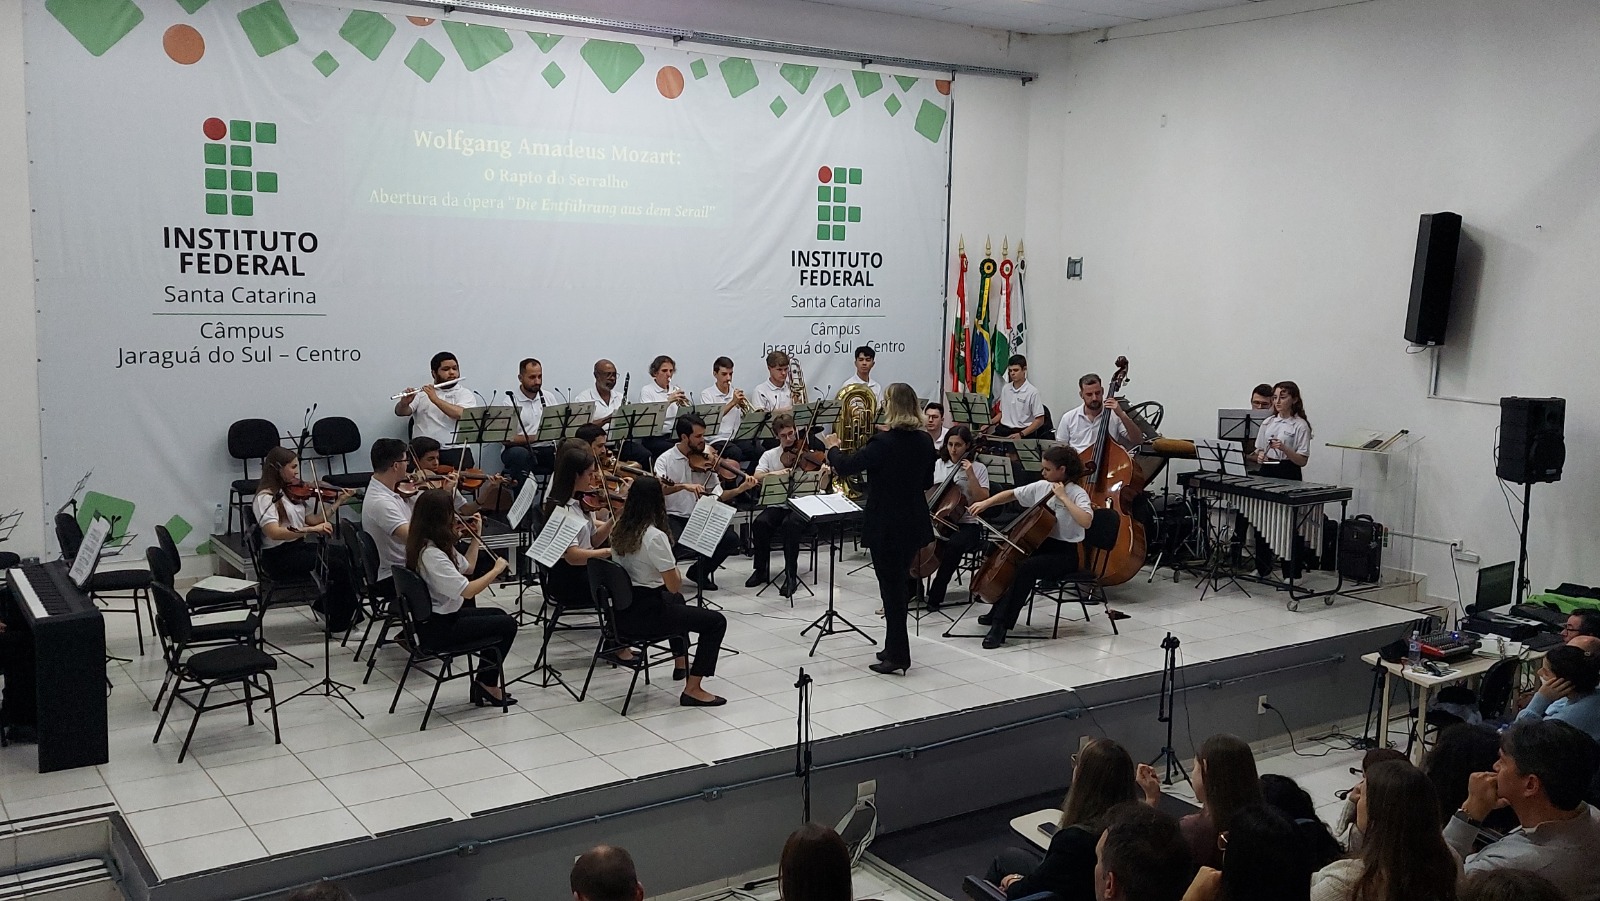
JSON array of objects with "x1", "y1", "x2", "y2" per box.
[
  {"x1": 1149, "y1": 633, "x2": 1190, "y2": 787},
  {"x1": 743, "y1": 666, "x2": 814, "y2": 893}
]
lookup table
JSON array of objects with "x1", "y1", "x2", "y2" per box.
[
  {"x1": 1362, "y1": 649, "x2": 1542, "y2": 764},
  {"x1": 1009, "y1": 809, "x2": 1060, "y2": 853}
]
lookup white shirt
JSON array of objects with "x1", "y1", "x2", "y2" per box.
[
  {"x1": 999, "y1": 380, "x2": 1045, "y2": 429},
  {"x1": 933, "y1": 457, "x2": 990, "y2": 524},
  {"x1": 654, "y1": 446, "x2": 703, "y2": 518},
  {"x1": 574, "y1": 386, "x2": 622, "y2": 433},
  {"x1": 417, "y1": 545, "x2": 470, "y2": 615},
  {"x1": 410, "y1": 383, "x2": 476, "y2": 447},
  {"x1": 755, "y1": 446, "x2": 789, "y2": 475},
  {"x1": 1012, "y1": 479, "x2": 1093, "y2": 542},
  {"x1": 1256, "y1": 414, "x2": 1312, "y2": 463},
  {"x1": 560, "y1": 498, "x2": 596, "y2": 551},
  {"x1": 841, "y1": 375, "x2": 883, "y2": 405},
  {"x1": 614, "y1": 525, "x2": 677, "y2": 590},
  {"x1": 640, "y1": 381, "x2": 684, "y2": 434},
  {"x1": 509, "y1": 388, "x2": 545, "y2": 440},
  {"x1": 752, "y1": 379, "x2": 792, "y2": 412},
  {"x1": 362, "y1": 478, "x2": 415, "y2": 580},
  {"x1": 701, "y1": 385, "x2": 743, "y2": 441},
  {"x1": 253, "y1": 491, "x2": 308, "y2": 549},
  {"x1": 927, "y1": 426, "x2": 948, "y2": 450},
  {"x1": 1057, "y1": 403, "x2": 1134, "y2": 453}
]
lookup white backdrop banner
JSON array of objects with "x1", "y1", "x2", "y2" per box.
[{"x1": 25, "y1": 0, "x2": 950, "y2": 547}]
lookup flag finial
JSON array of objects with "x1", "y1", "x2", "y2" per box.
[
  {"x1": 984, "y1": 236, "x2": 992, "y2": 257},
  {"x1": 1001, "y1": 237, "x2": 1009, "y2": 259}
]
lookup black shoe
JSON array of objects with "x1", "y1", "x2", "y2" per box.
[
  {"x1": 925, "y1": 594, "x2": 943, "y2": 612},
  {"x1": 673, "y1": 666, "x2": 689, "y2": 682},
  {"x1": 982, "y1": 627, "x2": 1007, "y2": 650},
  {"x1": 869, "y1": 660, "x2": 909, "y2": 676},
  {"x1": 745, "y1": 570, "x2": 769, "y2": 588},
  {"x1": 470, "y1": 682, "x2": 519, "y2": 709},
  {"x1": 977, "y1": 613, "x2": 996, "y2": 626},
  {"x1": 876, "y1": 650, "x2": 888, "y2": 662},
  {"x1": 680, "y1": 692, "x2": 727, "y2": 707},
  {"x1": 686, "y1": 564, "x2": 717, "y2": 591},
  {"x1": 780, "y1": 574, "x2": 800, "y2": 597}
]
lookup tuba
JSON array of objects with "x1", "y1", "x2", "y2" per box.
[
  {"x1": 787, "y1": 359, "x2": 809, "y2": 406},
  {"x1": 833, "y1": 383, "x2": 877, "y2": 501}
]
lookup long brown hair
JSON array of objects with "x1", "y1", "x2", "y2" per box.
[
  {"x1": 1352, "y1": 761, "x2": 1457, "y2": 901},
  {"x1": 1060, "y1": 738, "x2": 1141, "y2": 831},
  {"x1": 257, "y1": 446, "x2": 298, "y2": 526},
  {"x1": 1273, "y1": 380, "x2": 1312, "y2": 433},
  {"x1": 1197, "y1": 734, "x2": 1262, "y2": 836},
  {"x1": 544, "y1": 447, "x2": 597, "y2": 517},
  {"x1": 404, "y1": 489, "x2": 458, "y2": 570},
  {"x1": 780, "y1": 823, "x2": 852, "y2": 901},
  {"x1": 610, "y1": 476, "x2": 671, "y2": 557}
]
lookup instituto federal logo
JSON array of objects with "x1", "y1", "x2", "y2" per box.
[
  {"x1": 816, "y1": 165, "x2": 861, "y2": 241},
  {"x1": 202, "y1": 117, "x2": 278, "y2": 216}
]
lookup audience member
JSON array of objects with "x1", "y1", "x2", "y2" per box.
[
  {"x1": 1515, "y1": 645, "x2": 1600, "y2": 743},
  {"x1": 286, "y1": 882, "x2": 357, "y2": 901},
  {"x1": 1310, "y1": 759, "x2": 1459, "y2": 901},
  {"x1": 1168, "y1": 734, "x2": 1261, "y2": 869},
  {"x1": 1446, "y1": 720, "x2": 1600, "y2": 901},
  {"x1": 1182, "y1": 802, "x2": 1311, "y2": 901},
  {"x1": 1561, "y1": 611, "x2": 1600, "y2": 643},
  {"x1": 1260, "y1": 774, "x2": 1343, "y2": 871},
  {"x1": 1427, "y1": 724, "x2": 1505, "y2": 826},
  {"x1": 1333, "y1": 747, "x2": 1408, "y2": 849},
  {"x1": 986, "y1": 738, "x2": 1155, "y2": 899},
  {"x1": 781, "y1": 823, "x2": 853, "y2": 901},
  {"x1": 571, "y1": 845, "x2": 644, "y2": 901},
  {"x1": 1094, "y1": 802, "x2": 1194, "y2": 901},
  {"x1": 1460, "y1": 870, "x2": 1572, "y2": 901}
]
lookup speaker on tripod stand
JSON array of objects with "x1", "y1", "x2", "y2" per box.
[{"x1": 1497, "y1": 397, "x2": 1565, "y2": 605}]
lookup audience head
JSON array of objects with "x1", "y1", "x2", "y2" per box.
[
  {"x1": 1258, "y1": 774, "x2": 1341, "y2": 871},
  {"x1": 1361, "y1": 747, "x2": 1408, "y2": 771},
  {"x1": 1060, "y1": 738, "x2": 1141, "y2": 830},
  {"x1": 1459, "y1": 870, "x2": 1570, "y2": 901},
  {"x1": 1215, "y1": 803, "x2": 1310, "y2": 901},
  {"x1": 1497, "y1": 719, "x2": 1600, "y2": 813},
  {"x1": 1563, "y1": 610, "x2": 1600, "y2": 642},
  {"x1": 1425, "y1": 723, "x2": 1501, "y2": 825},
  {"x1": 570, "y1": 845, "x2": 643, "y2": 901},
  {"x1": 1094, "y1": 802, "x2": 1193, "y2": 901},
  {"x1": 1355, "y1": 760, "x2": 1458, "y2": 901},
  {"x1": 286, "y1": 881, "x2": 357, "y2": 901},
  {"x1": 779, "y1": 823, "x2": 852, "y2": 901},
  {"x1": 1542, "y1": 644, "x2": 1600, "y2": 695},
  {"x1": 1195, "y1": 734, "x2": 1262, "y2": 836}
]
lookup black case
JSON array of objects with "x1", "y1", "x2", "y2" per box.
[{"x1": 1339, "y1": 515, "x2": 1383, "y2": 583}]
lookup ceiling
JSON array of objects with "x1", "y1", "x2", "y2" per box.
[{"x1": 802, "y1": 0, "x2": 1266, "y2": 34}]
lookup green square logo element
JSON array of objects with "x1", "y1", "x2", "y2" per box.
[
  {"x1": 405, "y1": 39, "x2": 446, "y2": 82},
  {"x1": 848, "y1": 168, "x2": 862, "y2": 185},
  {"x1": 230, "y1": 119, "x2": 251, "y2": 141},
  {"x1": 237, "y1": 0, "x2": 300, "y2": 57},
  {"x1": 831, "y1": 225, "x2": 845, "y2": 240},
  {"x1": 44, "y1": 0, "x2": 144, "y2": 56},
  {"x1": 833, "y1": 167, "x2": 846, "y2": 184},
  {"x1": 231, "y1": 145, "x2": 252, "y2": 167},
  {"x1": 847, "y1": 207, "x2": 860, "y2": 223},
  {"x1": 833, "y1": 186, "x2": 846, "y2": 202},
  {"x1": 204, "y1": 143, "x2": 225, "y2": 165},
  {"x1": 832, "y1": 205, "x2": 846, "y2": 222},
  {"x1": 232, "y1": 194, "x2": 254, "y2": 216},
  {"x1": 206, "y1": 193, "x2": 228, "y2": 215},
  {"x1": 231, "y1": 170, "x2": 253, "y2": 191},
  {"x1": 256, "y1": 122, "x2": 277, "y2": 144},
  {"x1": 205, "y1": 168, "x2": 226, "y2": 190},
  {"x1": 817, "y1": 224, "x2": 832, "y2": 241},
  {"x1": 257, "y1": 172, "x2": 278, "y2": 193},
  {"x1": 816, "y1": 186, "x2": 830, "y2": 202},
  {"x1": 817, "y1": 205, "x2": 829, "y2": 222}
]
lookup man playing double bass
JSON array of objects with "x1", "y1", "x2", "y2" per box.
[
  {"x1": 967, "y1": 444, "x2": 1093, "y2": 649},
  {"x1": 1056, "y1": 373, "x2": 1141, "y2": 453}
]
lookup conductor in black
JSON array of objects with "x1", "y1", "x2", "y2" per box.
[{"x1": 824, "y1": 382, "x2": 936, "y2": 675}]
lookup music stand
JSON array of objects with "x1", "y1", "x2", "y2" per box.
[
  {"x1": 944, "y1": 391, "x2": 991, "y2": 430},
  {"x1": 752, "y1": 471, "x2": 822, "y2": 600},
  {"x1": 535, "y1": 401, "x2": 595, "y2": 444},
  {"x1": 56, "y1": 470, "x2": 93, "y2": 517},
  {"x1": 1218, "y1": 409, "x2": 1267, "y2": 442},
  {"x1": 0, "y1": 509, "x2": 21, "y2": 547},
  {"x1": 790, "y1": 494, "x2": 873, "y2": 655},
  {"x1": 734, "y1": 410, "x2": 774, "y2": 442},
  {"x1": 612, "y1": 402, "x2": 667, "y2": 444},
  {"x1": 453, "y1": 405, "x2": 518, "y2": 449},
  {"x1": 689, "y1": 403, "x2": 726, "y2": 441}
]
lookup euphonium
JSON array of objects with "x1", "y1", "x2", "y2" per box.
[
  {"x1": 834, "y1": 383, "x2": 877, "y2": 501},
  {"x1": 787, "y1": 359, "x2": 809, "y2": 406}
]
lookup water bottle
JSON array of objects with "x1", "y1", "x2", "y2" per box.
[
  {"x1": 213, "y1": 502, "x2": 225, "y2": 536},
  {"x1": 1407, "y1": 629, "x2": 1422, "y2": 666}
]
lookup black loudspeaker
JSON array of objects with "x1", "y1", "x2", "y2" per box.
[
  {"x1": 1404, "y1": 211, "x2": 1462, "y2": 346},
  {"x1": 1497, "y1": 396, "x2": 1566, "y2": 484}
]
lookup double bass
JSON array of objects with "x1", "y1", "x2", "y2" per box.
[{"x1": 1079, "y1": 356, "x2": 1148, "y2": 585}]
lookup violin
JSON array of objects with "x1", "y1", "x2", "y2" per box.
[
  {"x1": 687, "y1": 447, "x2": 745, "y2": 483},
  {"x1": 284, "y1": 479, "x2": 351, "y2": 504},
  {"x1": 779, "y1": 439, "x2": 828, "y2": 472},
  {"x1": 433, "y1": 464, "x2": 506, "y2": 493}
]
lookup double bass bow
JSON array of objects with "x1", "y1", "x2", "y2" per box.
[{"x1": 1078, "y1": 356, "x2": 1148, "y2": 586}]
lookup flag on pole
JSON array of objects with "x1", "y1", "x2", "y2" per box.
[
  {"x1": 949, "y1": 238, "x2": 968, "y2": 392},
  {"x1": 991, "y1": 238, "x2": 1013, "y2": 399},
  {"x1": 971, "y1": 239, "x2": 996, "y2": 396},
  {"x1": 1010, "y1": 241, "x2": 1027, "y2": 360}
]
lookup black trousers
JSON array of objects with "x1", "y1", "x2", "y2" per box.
[
  {"x1": 261, "y1": 539, "x2": 361, "y2": 631},
  {"x1": 994, "y1": 538, "x2": 1080, "y2": 630},
  {"x1": 616, "y1": 440, "x2": 652, "y2": 469},
  {"x1": 751, "y1": 507, "x2": 806, "y2": 576},
  {"x1": 616, "y1": 586, "x2": 727, "y2": 677},
  {"x1": 927, "y1": 522, "x2": 983, "y2": 606},
  {"x1": 436, "y1": 447, "x2": 475, "y2": 470},
  {"x1": 667, "y1": 515, "x2": 740, "y2": 571},
  {"x1": 499, "y1": 444, "x2": 555, "y2": 492},
  {"x1": 872, "y1": 541, "x2": 918, "y2": 665},
  {"x1": 985, "y1": 846, "x2": 1044, "y2": 888},
  {"x1": 546, "y1": 560, "x2": 593, "y2": 608},
  {"x1": 417, "y1": 607, "x2": 517, "y2": 684}
]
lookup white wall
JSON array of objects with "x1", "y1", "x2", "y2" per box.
[{"x1": 1023, "y1": 0, "x2": 1600, "y2": 603}]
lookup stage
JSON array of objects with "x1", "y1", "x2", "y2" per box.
[{"x1": 0, "y1": 547, "x2": 1422, "y2": 900}]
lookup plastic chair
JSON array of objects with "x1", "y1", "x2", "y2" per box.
[{"x1": 388, "y1": 567, "x2": 507, "y2": 731}]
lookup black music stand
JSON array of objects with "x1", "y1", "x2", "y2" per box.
[
  {"x1": 535, "y1": 401, "x2": 596, "y2": 446},
  {"x1": 452, "y1": 406, "x2": 518, "y2": 471},
  {"x1": 752, "y1": 471, "x2": 822, "y2": 601},
  {"x1": 944, "y1": 391, "x2": 991, "y2": 431},
  {"x1": 791, "y1": 495, "x2": 873, "y2": 655},
  {"x1": 733, "y1": 409, "x2": 774, "y2": 443},
  {"x1": 1217, "y1": 408, "x2": 1267, "y2": 443},
  {"x1": 689, "y1": 403, "x2": 726, "y2": 443},
  {"x1": 612, "y1": 402, "x2": 666, "y2": 454},
  {"x1": 0, "y1": 509, "x2": 23, "y2": 552}
]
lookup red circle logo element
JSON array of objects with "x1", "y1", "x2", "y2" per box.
[
  {"x1": 203, "y1": 118, "x2": 226, "y2": 140},
  {"x1": 818, "y1": 166, "x2": 832, "y2": 183}
]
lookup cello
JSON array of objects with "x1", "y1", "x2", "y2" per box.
[{"x1": 1078, "y1": 356, "x2": 1148, "y2": 585}]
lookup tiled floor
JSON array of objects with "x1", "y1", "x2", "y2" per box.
[{"x1": 0, "y1": 549, "x2": 1414, "y2": 878}]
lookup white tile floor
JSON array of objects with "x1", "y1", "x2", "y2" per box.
[{"x1": 0, "y1": 549, "x2": 1415, "y2": 878}]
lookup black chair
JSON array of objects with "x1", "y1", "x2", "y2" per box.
[
  {"x1": 240, "y1": 510, "x2": 320, "y2": 665},
  {"x1": 1037, "y1": 404, "x2": 1057, "y2": 442},
  {"x1": 578, "y1": 559, "x2": 681, "y2": 715},
  {"x1": 521, "y1": 559, "x2": 603, "y2": 701},
  {"x1": 153, "y1": 524, "x2": 259, "y2": 615},
  {"x1": 1408, "y1": 656, "x2": 1521, "y2": 752},
  {"x1": 388, "y1": 567, "x2": 508, "y2": 731},
  {"x1": 1036, "y1": 508, "x2": 1130, "y2": 637},
  {"x1": 145, "y1": 547, "x2": 263, "y2": 712},
  {"x1": 340, "y1": 522, "x2": 390, "y2": 660},
  {"x1": 55, "y1": 511, "x2": 154, "y2": 655},
  {"x1": 313, "y1": 416, "x2": 373, "y2": 490},
  {"x1": 151, "y1": 582, "x2": 280, "y2": 763},
  {"x1": 226, "y1": 418, "x2": 281, "y2": 534}
]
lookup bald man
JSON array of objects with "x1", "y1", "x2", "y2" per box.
[
  {"x1": 575, "y1": 358, "x2": 649, "y2": 467},
  {"x1": 571, "y1": 845, "x2": 644, "y2": 901}
]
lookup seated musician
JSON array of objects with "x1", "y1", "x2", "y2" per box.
[
  {"x1": 609, "y1": 475, "x2": 729, "y2": 707},
  {"x1": 253, "y1": 446, "x2": 361, "y2": 631},
  {"x1": 501, "y1": 357, "x2": 555, "y2": 492},
  {"x1": 840, "y1": 345, "x2": 884, "y2": 405},
  {"x1": 653, "y1": 413, "x2": 757, "y2": 591},
  {"x1": 925, "y1": 402, "x2": 949, "y2": 450},
  {"x1": 968, "y1": 445, "x2": 1093, "y2": 649},
  {"x1": 924, "y1": 425, "x2": 990, "y2": 611},
  {"x1": 1057, "y1": 372, "x2": 1140, "y2": 453},
  {"x1": 409, "y1": 437, "x2": 471, "y2": 511},
  {"x1": 394, "y1": 351, "x2": 477, "y2": 469},
  {"x1": 541, "y1": 446, "x2": 614, "y2": 608},
  {"x1": 752, "y1": 350, "x2": 795, "y2": 413},
  {"x1": 639, "y1": 355, "x2": 690, "y2": 460},
  {"x1": 745, "y1": 412, "x2": 822, "y2": 597},
  {"x1": 404, "y1": 489, "x2": 517, "y2": 708},
  {"x1": 700, "y1": 356, "x2": 754, "y2": 464},
  {"x1": 990, "y1": 356, "x2": 1047, "y2": 438},
  {"x1": 362, "y1": 438, "x2": 416, "y2": 599},
  {"x1": 575, "y1": 358, "x2": 651, "y2": 468}
]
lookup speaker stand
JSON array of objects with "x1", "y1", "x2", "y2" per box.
[{"x1": 1515, "y1": 481, "x2": 1533, "y2": 606}]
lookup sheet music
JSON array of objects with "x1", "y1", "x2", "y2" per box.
[
  {"x1": 791, "y1": 493, "x2": 862, "y2": 519},
  {"x1": 678, "y1": 495, "x2": 737, "y2": 558},
  {"x1": 69, "y1": 517, "x2": 111, "y2": 588},
  {"x1": 507, "y1": 481, "x2": 538, "y2": 531},
  {"x1": 528, "y1": 505, "x2": 585, "y2": 568},
  {"x1": 193, "y1": 575, "x2": 257, "y2": 592}
]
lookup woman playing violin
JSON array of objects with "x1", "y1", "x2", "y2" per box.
[
  {"x1": 923, "y1": 425, "x2": 991, "y2": 612},
  {"x1": 541, "y1": 446, "x2": 615, "y2": 607},
  {"x1": 253, "y1": 446, "x2": 361, "y2": 631}
]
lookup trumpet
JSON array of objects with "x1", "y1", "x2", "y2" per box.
[
  {"x1": 734, "y1": 388, "x2": 756, "y2": 414},
  {"x1": 392, "y1": 378, "x2": 461, "y2": 400}
]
